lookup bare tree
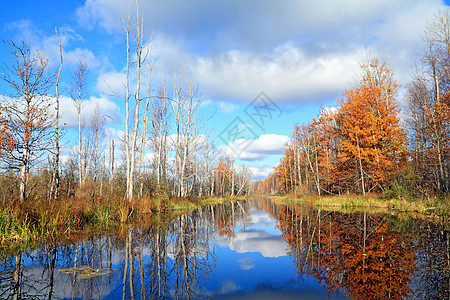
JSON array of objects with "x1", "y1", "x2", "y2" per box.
[
  {"x1": 171, "y1": 72, "x2": 206, "y2": 198},
  {"x1": 116, "y1": 1, "x2": 153, "y2": 201},
  {"x1": 0, "y1": 41, "x2": 55, "y2": 202},
  {"x1": 49, "y1": 28, "x2": 63, "y2": 201},
  {"x1": 151, "y1": 82, "x2": 170, "y2": 186},
  {"x1": 70, "y1": 60, "x2": 88, "y2": 188}
]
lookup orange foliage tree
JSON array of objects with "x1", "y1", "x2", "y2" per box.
[
  {"x1": 274, "y1": 147, "x2": 296, "y2": 194},
  {"x1": 337, "y1": 83, "x2": 407, "y2": 193},
  {"x1": 314, "y1": 213, "x2": 415, "y2": 299},
  {"x1": 216, "y1": 158, "x2": 234, "y2": 196}
]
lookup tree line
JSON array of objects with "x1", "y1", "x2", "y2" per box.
[
  {"x1": 0, "y1": 4, "x2": 252, "y2": 205},
  {"x1": 255, "y1": 11, "x2": 449, "y2": 197}
]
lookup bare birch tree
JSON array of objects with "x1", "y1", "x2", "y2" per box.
[
  {"x1": 118, "y1": 1, "x2": 153, "y2": 201},
  {"x1": 49, "y1": 28, "x2": 63, "y2": 201},
  {"x1": 70, "y1": 60, "x2": 88, "y2": 188}
]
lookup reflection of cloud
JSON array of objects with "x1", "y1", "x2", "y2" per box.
[
  {"x1": 219, "y1": 280, "x2": 241, "y2": 295},
  {"x1": 249, "y1": 209, "x2": 276, "y2": 228},
  {"x1": 237, "y1": 257, "x2": 255, "y2": 271},
  {"x1": 226, "y1": 229, "x2": 288, "y2": 258}
]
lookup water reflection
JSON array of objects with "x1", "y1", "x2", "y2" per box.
[{"x1": 0, "y1": 198, "x2": 449, "y2": 299}]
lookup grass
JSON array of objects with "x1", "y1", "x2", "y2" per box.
[
  {"x1": 0, "y1": 193, "x2": 242, "y2": 257},
  {"x1": 266, "y1": 193, "x2": 449, "y2": 218},
  {"x1": 198, "y1": 196, "x2": 245, "y2": 206},
  {"x1": 0, "y1": 209, "x2": 38, "y2": 258}
]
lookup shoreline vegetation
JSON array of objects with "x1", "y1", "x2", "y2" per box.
[
  {"x1": 268, "y1": 193, "x2": 450, "y2": 221},
  {"x1": 0, "y1": 195, "x2": 245, "y2": 259}
]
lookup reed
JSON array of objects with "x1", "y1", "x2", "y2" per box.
[{"x1": 0, "y1": 209, "x2": 38, "y2": 256}]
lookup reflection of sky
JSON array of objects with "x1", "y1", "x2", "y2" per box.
[
  {"x1": 211, "y1": 205, "x2": 347, "y2": 299},
  {"x1": 218, "y1": 207, "x2": 288, "y2": 258},
  {"x1": 246, "y1": 208, "x2": 281, "y2": 235},
  {"x1": 220, "y1": 229, "x2": 288, "y2": 258}
]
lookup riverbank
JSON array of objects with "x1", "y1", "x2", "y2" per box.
[
  {"x1": 267, "y1": 193, "x2": 449, "y2": 217},
  {"x1": 0, "y1": 195, "x2": 245, "y2": 258}
]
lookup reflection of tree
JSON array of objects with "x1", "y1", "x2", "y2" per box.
[
  {"x1": 214, "y1": 201, "x2": 249, "y2": 240},
  {"x1": 114, "y1": 201, "x2": 250, "y2": 299},
  {"x1": 277, "y1": 205, "x2": 417, "y2": 299},
  {"x1": 0, "y1": 244, "x2": 63, "y2": 299},
  {"x1": 317, "y1": 214, "x2": 415, "y2": 299},
  {"x1": 410, "y1": 223, "x2": 450, "y2": 299}
]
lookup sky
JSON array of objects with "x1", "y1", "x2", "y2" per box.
[{"x1": 1, "y1": 0, "x2": 449, "y2": 179}]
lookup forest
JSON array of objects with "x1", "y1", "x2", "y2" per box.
[{"x1": 254, "y1": 12, "x2": 449, "y2": 200}]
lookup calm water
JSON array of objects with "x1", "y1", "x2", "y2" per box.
[{"x1": 1, "y1": 198, "x2": 449, "y2": 299}]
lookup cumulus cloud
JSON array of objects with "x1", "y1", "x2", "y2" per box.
[
  {"x1": 59, "y1": 96, "x2": 119, "y2": 127},
  {"x1": 74, "y1": 0, "x2": 444, "y2": 103},
  {"x1": 249, "y1": 166, "x2": 275, "y2": 180},
  {"x1": 218, "y1": 134, "x2": 289, "y2": 161},
  {"x1": 96, "y1": 70, "x2": 128, "y2": 95}
]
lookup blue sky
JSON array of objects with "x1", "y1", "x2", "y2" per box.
[{"x1": 1, "y1": 0, "x2": 449, "y2": 179}]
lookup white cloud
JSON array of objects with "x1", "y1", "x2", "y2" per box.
[
  {"x1": 59, "y1": 96, "x2": 119, "y2": 127},
  {"x1": 218, "y1": 134, "x2": 289, "y2": 161},
  {"x1": 250, "y1": 209, "x2": 278, "y2": 228},
  {"x1": 248, "y1": 165, "x2": 274, "y2": 180},
  {"x1": 195, "y1": 46, "x2": 361, "y2": 101},
  {"x1": 96, "y1": 70, "x2": 128, "y2": 95},
  {"x1": 237, "y1": 257, "x2": 255, "y2": 271},
  {"x1": 218, "y1": 101, "x2": 238, "y2": 113}
]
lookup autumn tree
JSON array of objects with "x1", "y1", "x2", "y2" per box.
[
  {"x1": 0, "y1": 41, "x2": 55, "y2": 202},
  {"x1": 216, "y1": 158, "x2": 234, "y2": 196},
  {"x1": 335, "y1": 59, "x2": 407, "y2": 194},
  {"x1": 273, "y1": 58, "x2": 406, "y2": 195},
  {"x1": 274, "y1": 146, "x2": 296, "y2": 194}
]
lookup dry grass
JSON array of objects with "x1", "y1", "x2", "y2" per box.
[{"x1": 266, "y1": 193, "x2": 446, "y2": 216}]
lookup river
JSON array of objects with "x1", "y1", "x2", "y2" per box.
[{"x1": 1, "y1": 198, "x2": 449, "y2": 299}]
